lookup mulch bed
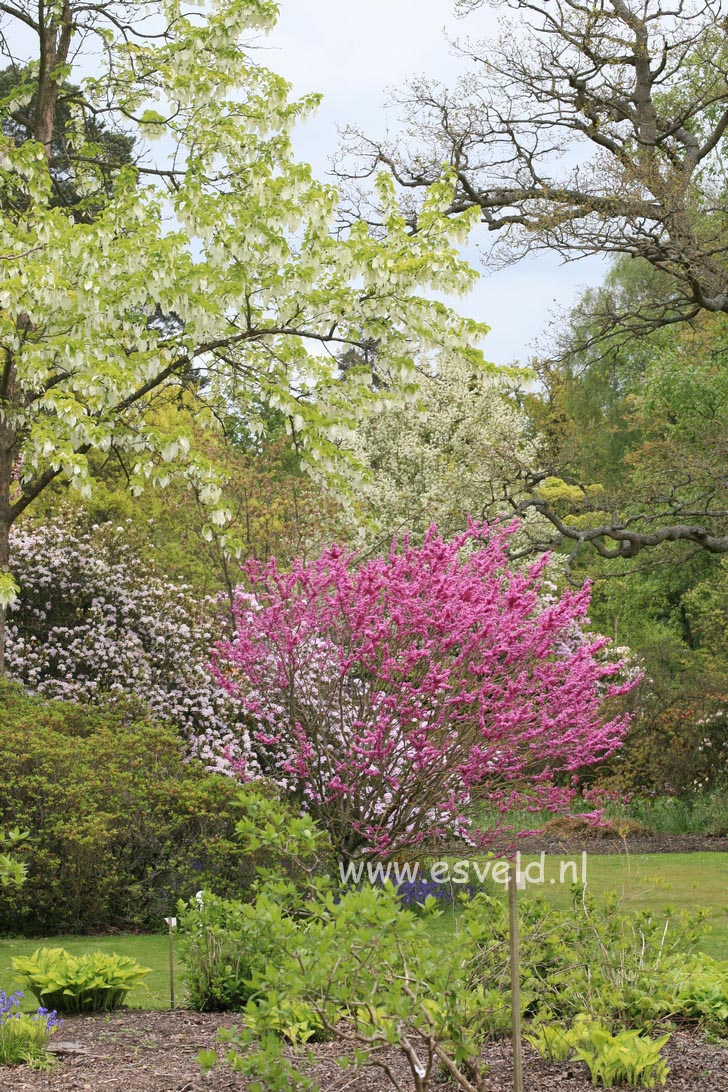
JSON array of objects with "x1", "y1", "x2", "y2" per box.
[
  {"x1": 4, "y1": 1009, "x2": 728, "y2": 1091},
  {"x1": 491, "y1": 832, "x2": 728, "y2": 856},
  {"x1": 6, "y1": 834, "x2": 728, "y2": 1090}
]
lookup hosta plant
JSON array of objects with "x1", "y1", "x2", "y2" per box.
[
  {"x1": 12, "y1": 948, "x2": 151, "y2": 1013},
  {"x1": 573, "y1": 1023, "x2": 671, "y2": 1089},
  {"x1": 670, "y1": 954, "x2": 728, "y2": 1029},
  {"x1": 529, "y1": 1016, "x2": 670, "y2": 1089}
]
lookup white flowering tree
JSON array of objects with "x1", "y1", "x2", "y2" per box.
[
  {"x1": 0, "y1": 0, "x2": 486, "y2": 673},
  {"x1": 343, "y1": 355, "x2": 538, "y2": 545},
  {"x1": 5, "y1": 517, "x2": 254, "y2": 772}
]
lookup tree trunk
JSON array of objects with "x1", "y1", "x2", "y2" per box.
[
  {"x1": 34, "y1": 0, "x2": 73, "y2": 159},
  {"x1": 0, "y1": 452, "x2": 11, "y2": 681},
  {"x1": 0, "y1": 354, "x2": 17, "y2": 679}
]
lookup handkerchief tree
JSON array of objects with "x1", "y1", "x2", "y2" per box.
[
  {"x1": 0, "y1": 0, "x2": 485, "y2": 673},
  {"x1": 212, "y1": 524, "x2": 634, "y2": 861}
]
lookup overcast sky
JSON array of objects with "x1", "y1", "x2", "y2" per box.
[{"x1": 266, "y1": 0, "x2": 608, "y2": 368}]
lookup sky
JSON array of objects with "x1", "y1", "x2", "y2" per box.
[
  {"x1": 2, "y1": 0, "x2": 608, "y2": 367},
  {"x1": 266, "y1": 0, "x2": 608, "y2": 368}
]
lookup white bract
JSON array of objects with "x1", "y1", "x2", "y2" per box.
[{"x1": 0, "y1": 0, "x2": 487, "y2": 672}]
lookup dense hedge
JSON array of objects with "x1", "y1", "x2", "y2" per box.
[{"x1": 0, "y1": 684, "x2": 254, "y2": 935}]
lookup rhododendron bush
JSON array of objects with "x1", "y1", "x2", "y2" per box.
[
  {"x1": 212, "y1": 524, "x2": 633, "y2": 859},
  {"x1": 6, "y1": 519, "x2": 253, "y2": 774}
]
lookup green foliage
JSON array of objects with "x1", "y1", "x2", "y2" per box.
[
  {"x1": 670, "y1": 954, "x2": 728, "y2": 1030},
  {"x1": 0, "y1": 683, "x2": 257, "y2": 934},
  {"x1": 0, "y1": 1013, "x2": 56, "y2": 1069},
  {"x1": 0, "y1": 829, "x2": 28, "y2": 890},
  {"x1": 529, "y1": 1017, "x2": 670, "y2": 1088},
  {"x1": 205, "y1": 885, "x2": 497, "y2": 1092},
  {"x1": 177, "y1": 892, "x2": 261, "y2": 1013},
  {"x1": 525, "y1": 1019, "x2": 578, "y2": 1061},
  {"x1": 199, "y1": 877, "x2": 698, "y2": 1091},
  {"x1": 573, "y1": 1023, "x2": 670, "y2": 1089},
  {"x1": 241, "y1": 998, "x2": 333, "y2": 1045},
  {"x1": 39, "y1": 419, "x2": 347, "y2": 598},
  {"x1": 12, "y1": 947, "x2": 150, "y2": 1013},
  {"x1": 0, "y1": 993, "x2": 59, "y2": 1070},
  {"x1": 430, "y1": 887, "x2": 702, "y2": 1032},
  {"x1": 0, "y1": 0, "x2": 488, "y2": 622},
  {"x1": 200, "y1": 1028, "x2": 317, "y2": 1090},
  {"x1": 232, "y1": 784, "x2": 334, "y2": 893},
  {"x1": 194, "y1": 792, "x2": 715, "y2": 1090},
  {"x1": 178, "y1": 787, "x2": 335, "y2": 1013},
  {"x1": 523, "y1": 256, "x2": 728, "y2": 801},
  {"x1": 619, "y1": 794, "x2": 728, "y2": 837},
  {"x1": 0, "y1": 64, "x2": 135, "y2": 213},
  {"x1": 190, "y1": 790, "x2": 497, "y2": 1087}
]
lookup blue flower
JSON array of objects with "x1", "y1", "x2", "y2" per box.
[{"x1": 0, "y1": 991, "x2": 62, "y2": 1031}]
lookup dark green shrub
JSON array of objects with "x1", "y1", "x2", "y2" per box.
[{"x1": 0, "y1": 683, "x2": 256, "y2": 934}]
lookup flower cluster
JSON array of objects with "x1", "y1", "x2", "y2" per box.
[
  {"x1": 213, "y1": 522, "x2": 634, "y2": 858},
  {"x1": 6, "y1": 518, "x2": 256, "y2": 775},
  {"x1": 390, "y1": 877, "x2": 479, "y2": 908},
  {"x1": 0, "y1": 989, "x2": 62, "y2": 1069},
  {"x1": 0, "y1": 989, "x2": 62, "y2": 1032},
  {"x1": 343, "y1": 353, "x2": 543, "y2": 548}
]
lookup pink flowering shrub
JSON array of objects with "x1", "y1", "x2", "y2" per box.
[
  {"x1": 212, "y1": 524, "x2": 634, "y2": 859},
  {"x1": 6, "y1": 518, "x2": 254, "y2": 774}
]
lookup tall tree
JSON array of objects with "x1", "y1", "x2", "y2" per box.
[
  {"x1": 516, "y1": 260, "x2": 728, "y2": 564},
  {"x1": 343, "y1": 0, "x2": 728, "y2": 338},
  {"x1": 0, "y1": 65, "x2": 135, "y2": 213},
  {"x1": 341, "y1": 352, "x2": 537, "y2": 547},
  {"x1": 0, "y1": 0, "x2": 486, "y2": 672}
]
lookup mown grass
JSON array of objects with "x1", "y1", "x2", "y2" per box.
[
  {"x1": 2, "y1": 852, "x2": 726, "y2": 1013},
  {"x1": 432, "y1": 851, "x2": 728, "y2": 959}
]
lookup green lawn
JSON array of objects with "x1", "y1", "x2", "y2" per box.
[
  {"x1": 436, "y1": 851, "x2": 728, "y2": 959},
  {"x1": 552, "y1": 850, "x2": 728, "y2": 959},
  {"x1": 0, "y1": 933, "x2": 171, "y2": 1011},
  {"x1": 3, "y1": 852, "x2": 727, "y2": 1013}
]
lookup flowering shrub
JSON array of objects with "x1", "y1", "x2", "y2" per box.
[
  {"x1": 6, "y1": 518, "x2": 254, "y2": 774},
  {"x1": 0, "y1": 990, "x2": 61, "y2": 1070},
  {"x1": 345, "y1": 354, "x2": 535, "y2": 544},
  {"x1": 213, "y1": 523, "x2": 633, "y2": 859}
]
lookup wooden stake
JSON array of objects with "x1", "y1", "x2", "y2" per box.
[
  {"x1": 164, "y1": 917, "x2": 176, "y2": 1009},
  {"x1": 508, "y1": 863, "x2": 524, "y2": 1092}
]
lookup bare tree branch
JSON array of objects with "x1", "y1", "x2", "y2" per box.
[{"x1": 340, "y1": 0, "x2": 728, "y2": 337}]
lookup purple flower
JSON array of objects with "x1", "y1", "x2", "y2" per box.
[{"x1": 0, "y1": 991, "x2": 62, "y2": 1031}]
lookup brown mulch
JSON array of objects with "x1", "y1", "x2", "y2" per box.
[
  {"x1": 3, "y1": 1009, "x2": 727, "y2": 1091},
  {"x1": 492, "y1": 831, "x2": 728, "y2": 856},
  {"x1": 5, "y1": 835, "x2": 728, "y2": 1090}
]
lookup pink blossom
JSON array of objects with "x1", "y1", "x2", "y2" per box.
[{"x1": 212, "y1": 522, "x2": 635, "y2": 859}]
